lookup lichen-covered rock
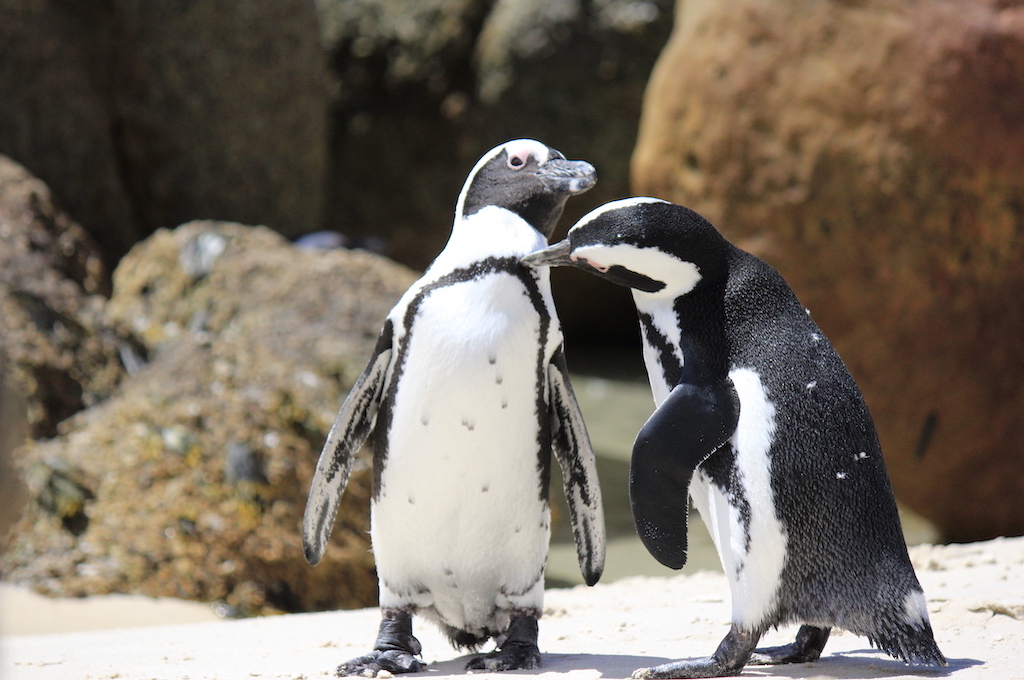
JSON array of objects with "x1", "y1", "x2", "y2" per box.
[
  {"x1": 1, "y1": 222, "x2": 418, "y2": 614},
  {"x1": 631, "y1": 0, "x2": 1024, "y2": 541},
  {"x1": 0, "y1": 155, "x2": 132, "y2": 438}
]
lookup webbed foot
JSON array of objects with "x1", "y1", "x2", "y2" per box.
[
  {"x1": 337, "y1": 608, "x2": 423, "y2": 676},
  {"x1": 748, "y1": 625, "x2": 830, "y2": 665},
  {"x1": 337, "y1": 649, "x2": 423, "y2": 676},
  {"x1": 465, "y1": 611, "x2": 541, "y2": 672},
  {"x1": 632, "y1": 625, "x2": 758, "y2": 679}
]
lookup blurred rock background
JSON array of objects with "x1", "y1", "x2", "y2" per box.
[{"x1": 1, "y1": 0, "x2": 1022, "y2": 613}]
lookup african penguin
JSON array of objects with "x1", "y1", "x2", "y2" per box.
[
  {"x1": 303, "y1": 140, "x2": 606, "y2": 676},
  {"x1": 522, "y1": 197, "x2": 945, "y2": 678}
]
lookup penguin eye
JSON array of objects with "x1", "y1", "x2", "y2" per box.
[{"x1": 507, "y1": 152, "x2": 530, "y2": 169}]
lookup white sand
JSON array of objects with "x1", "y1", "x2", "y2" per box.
[{"x1": 2, "y1": 536, "x2": 1022, "y2": 680}]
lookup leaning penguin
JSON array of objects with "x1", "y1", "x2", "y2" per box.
[
  {"x1": 522, "y1": 198, "x2": 945, "y2": 678},
  {"x1": 303, "y1": 140, "x2": 606, "y2": 676}
]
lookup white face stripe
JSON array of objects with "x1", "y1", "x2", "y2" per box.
[
  {"x1": 573, "y1": 242, "x2": 702, "y2": 297},
  {"x1": 569, "y1": 196, "x2": 669, "y2": 233},
  {"x1": 454, "y1": 139, "x2": 552, "y2": 220}
]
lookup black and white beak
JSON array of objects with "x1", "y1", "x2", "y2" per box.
[
  {"x1": 536, "y1": 161, "x2": 596, "y2": 196},
  {"x1": 521, "y1": 240, "x2": 574, "y2": 267}
]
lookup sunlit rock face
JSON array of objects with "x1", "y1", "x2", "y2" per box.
[{"x1": 631, "y1": 0, "x2": 1024, "y2": 542}]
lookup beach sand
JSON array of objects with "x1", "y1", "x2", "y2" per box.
[{"x1": 2, "y1": 536, "x2": 1022, "y2": 680}]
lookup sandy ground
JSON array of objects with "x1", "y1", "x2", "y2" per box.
[{"x1": 1, "y1": 536, "x2": 1022, "y2": 680}]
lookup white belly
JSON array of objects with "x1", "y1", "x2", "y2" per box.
[
  {"x1": 371, "y1": 274, "x2": 550, "y2": 631},
  {"x1": 689, "y1": 367, "x2": 788, "y2": 631}
]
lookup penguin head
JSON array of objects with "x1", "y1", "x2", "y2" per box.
[
  {"x1": 521, "y1": 198, "x2": 731, "y2": 296},
  {"x1": 455, "y1": 139, "x2": 597, "y2": 239}
]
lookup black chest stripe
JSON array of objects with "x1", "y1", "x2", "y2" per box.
[
  {"x1": 372, "y1": 257, "x2": 552, "y2": 501},
  {"x1": 639, "y1": 312, "x2": 683, "y2": 388}
]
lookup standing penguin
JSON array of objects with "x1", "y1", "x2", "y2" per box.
[
  {"x1": 303, "y1": 140, "x2": 605, "y2": 676},
  {"x1": 522, "y1": 198, "x2": 945, "y2": 678}
]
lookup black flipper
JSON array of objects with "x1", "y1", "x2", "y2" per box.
[
  {"x1": 749, "y1": 625, "x2": 831, "y2": 665},
  {"x1": 630, "y1": 378, "x2": 739, "y2": 569},
  {"x1": 548, "y1": 346, "x2": 606, "y2": 585},
  {"x1": 337, "y1": 608, "x2": 423, "y2": 676},
  {"x1": 632, "y1": 625, "x2": 759, "y2": 679},
  {"x1": 302, "y1": 321, "x2": 394, "y2": 566},
  {"x1": 465, "y1": 611, "x2": 542, "y2": 672}
]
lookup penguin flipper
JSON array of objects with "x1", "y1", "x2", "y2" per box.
[
  {"x1": 630, "y1": 378, "x2": 739, "y2": 569},
  {"x1": 302, "y1": 321, "x2": 395, "y2": 566},
  {"x1": 547, "y1": 346, "x2": 606, "y2": 586}
]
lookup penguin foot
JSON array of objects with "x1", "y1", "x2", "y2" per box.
[
  {"x1": 631, "y1": 656, "x2": 738, "y2": 679},
  {"x1": 337, "y1": 608, "x2": 424, "y2": 676},
  {"x1": 465, "y1": 609, "x2": 541, "y2": 672},
  {"x1": 465, "y1": 641, "x2": 542, "y2": 672},
  {"x1": 748, "y1": 625, "x2": 830, "y2": 665},
  {"x1": 336, "y1": 649, "x2": 423, "y2": 676},
  {"x1": 631, "y1": 625, "x2": 758, "y2": 679}
]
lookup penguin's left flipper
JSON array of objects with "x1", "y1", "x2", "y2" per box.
[
  {"x1": 302, "y1": 321, "x2": 394, "y2": 566},
  {"x1": 630, "y1": 378, "x2": 739, "y2": 570},
  {"x1": 547, "y1": 347, "x2": 606, "y2": 586},
  {"x1": 749, "y1": 625, "x2": 831, "y2": 665}
]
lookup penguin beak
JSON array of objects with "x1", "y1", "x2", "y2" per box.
[
  {"x1": 521, "y1": 240, "x2": 573, "y2": 268},
  {"x1": 537, "y1": 160, "x2": 597, "y2": 195}
]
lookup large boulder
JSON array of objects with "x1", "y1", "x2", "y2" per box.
[
  {"x1": 1, "y1": 222, "x2": 418, "y2": 614},
  {"x1": 0, "y1": 155, "x2": 130, "y2": 438},
  {"x1": 0, "y1": 0, "x2": 328, "y2": 264},
  {"x1": 632, "y1": 0, "x2": 1024, "y2": 541}
]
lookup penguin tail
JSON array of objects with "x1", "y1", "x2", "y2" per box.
[
  {"x1": 445, "y1": 626, "x2": 489, "y2": 652},
  {"x1": 869, "y1": 622, "x2": 947, "y2": 667}
]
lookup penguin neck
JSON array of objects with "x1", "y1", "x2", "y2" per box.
[
  {"x1": 634, "y1": 283, "x2": 728, "y2": 405},
  {"x1": 434, "y1": 206, "x2": 547, "y2": 271}
]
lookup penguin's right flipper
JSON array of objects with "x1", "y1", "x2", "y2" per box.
[
  {"x1": 630, "y1": 379, "x2": 739, "y2": 570},
  {"x1": 547, "y1": 347, "x2": 606, "y2": 586},
  {"x1": 302, "y1": 321, "x2": 394, "y2": 566}
]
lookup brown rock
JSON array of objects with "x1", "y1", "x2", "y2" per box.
[
  {"x1": 1, "y1": 222, "x2": 419, "y2": 614},
  {"x1": 0, "y1": 155, "x2": 130, "y2": 438},
  {"x1": 632, "y1": 0, "x2": 1024, "y2": 541}
]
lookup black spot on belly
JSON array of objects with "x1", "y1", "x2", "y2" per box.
[{"x1": 481, "y1": 483, "x2": 490, "y2": 493}]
